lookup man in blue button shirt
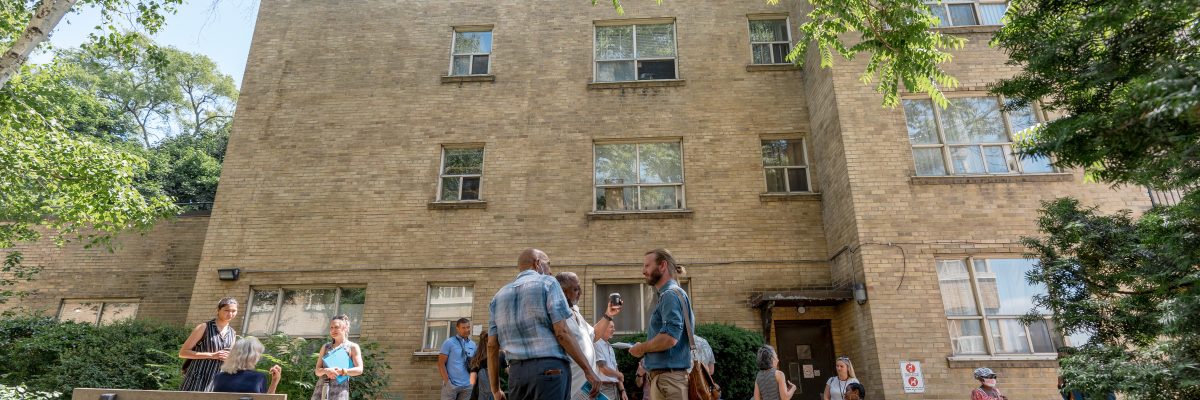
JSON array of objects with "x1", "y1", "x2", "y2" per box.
[
  {"x1": 630, "y1": 248, "x2": 694, "y2": 400},
  {"x1": 440, "y1": 318, "x2": 477, "y2": 400},
  {"x1": 487, "y1": 248, "x2": 601, "y2": 400}
]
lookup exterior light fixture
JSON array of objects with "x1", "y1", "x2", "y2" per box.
[
  {"x1": 217, "y1": 268, "x2": 240, "y2": 281},
  {"x1": 796, "y1": 306, "x2": 807, "y2": 314},
  {"x1": 852, "y1": 283, "x2": 868, "y2": 305}
]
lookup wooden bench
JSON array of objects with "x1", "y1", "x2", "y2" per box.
[{"x1": 72, "y1": 388, "x2": 287, "y2": 400}]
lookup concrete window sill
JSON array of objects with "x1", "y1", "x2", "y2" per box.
[
  {"x1": 934, "y1": 25, "x2": 1003, "y2": 35},
  {"x1": 428, "y1": 201, "x2": 487, "y2": 210},
  {"x1": 759, "y1": 193, "x2": 821, "y2": 202},
  {"x1": 746, "y1": 64, "x2": 799, "y2": 72},
  {"x1": 910, "y1": 173, "x2": 1073, "y2": 185},
  {"x1": 947, "y1": 355, "x2": 1058, "y2": 369},
  {"x1": 587, "y1": 209, "x2": 694, "y2": 220},
  {"x1": 412, "y1": 351, "x2": 440, "y2": 360},
  {"x1": 587, "y1": 80, "x2": 686, "y2": 90},
  {"x1": 441, "y1": 75, "x2": 496, "y2": 84}
]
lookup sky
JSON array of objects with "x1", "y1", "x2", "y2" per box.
[{"x1": 31, "y1": 0, "x2": 260, "y2": 88}]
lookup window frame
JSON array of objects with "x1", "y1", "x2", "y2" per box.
[
  {"x1": 905, "y1": 95, "x2": 1054, "y2": 176},
  {"x1": 594, "y1": 280, "x2": 690, "y2": 335},
  {"x1": 937, "y1": 257, "x2": 1058, "y2": 357},
  {"x1": 448, "y1": 27, "x2": 493, "y2": 76},
  {"x1": 592, "y1": 21, "x2": 680, "y2": 83},
  {"x1": 924, "y1": 0, "x2": 1009, "y2": 27},
  {"x1": 57, "y1": 298, "x2": 139, "y2": 325},
  {"x1": 422, "y1": 283, "x2": 475, "y2": 350},
  {"x1": 437, "y1": 145, "x2": 485, "y2": 202},
  {"x1": 747, "y1": 16, "x2": 793, "y2": 65},
  {"x1": 592, "y1": 140, "x2": 687, "y2": 212},
  {"x1": 761, "y1": 138, "x2": 812, "y2": 193},
  {"x1": 243, "y1": 286, "x2": 366, "y2": 338}
]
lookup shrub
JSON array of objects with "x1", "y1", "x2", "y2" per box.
[
  {"x1": 0, "y1": 315, "x2": 189, "y2": 399},
  {"x1": 0, "y1": 315, "x2": 393, "y2": 400},
  {"x1": 613, "y1": 323, "x2": 763, "y2": 400}
]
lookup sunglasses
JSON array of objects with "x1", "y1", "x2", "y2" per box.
[
  {"x1": 836, "y1": 356, "x2": 851, "y2": 361},
  {"x1": 982, "y1": 374, "x2": 997, "y2": 379}
]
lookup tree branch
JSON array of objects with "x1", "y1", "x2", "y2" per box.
[{"x1": 0, "y1": 0, "x2": 80, "y2": 89}]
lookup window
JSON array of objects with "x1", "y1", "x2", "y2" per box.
[
  {"x1": 749, "y1": 19, "x2": 791, "y2": 64},
  {"x1": 58, "y1": 300, "x2": 138, "y2": 325},
  {"x1": 936, "y1": 258, "x2": 1060, "y2": 355},
  {"x1": 904, "y1": 96, "x2": 1053, "y2": 176},
  {"x1": 762, "y1": 139, "x2": 810, "y2": 192},
  {"x1": 595, "y1": 281, "x2": 691, "y2": 335},
  {"x1": 244, "y1": 287, "x2": 366, "y2": 337},
  {"x1": 925, "y1": 1, "x2": 1008, "y2": 26},
  {"x1": 594, "y1": 23, "x2": 677, "y2": 82},
  {"x1": 439, "y1": 147, "x2": 484, "y2": 202},
  {"x1": 594, "y1": 141, "x2": 685, "y2": 211},
  {"x1": 423, "y1": 285, "x2": 473, "y2": 349},
  {"x1": 450, "y1": 29, "x2": 492, "y2": 76}
]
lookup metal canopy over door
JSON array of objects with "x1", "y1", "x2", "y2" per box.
[{"x1": 774, "y1": 320, "x2": 836, "y2": 398}]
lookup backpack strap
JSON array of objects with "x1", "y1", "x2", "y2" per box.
[{"x1": 668, "y1": 286, "x2": 697, "y2": 351}]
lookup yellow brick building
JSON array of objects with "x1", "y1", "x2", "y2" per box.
[{"x1": 5, "y1": 1, "x2": 1156, "y2": 399}]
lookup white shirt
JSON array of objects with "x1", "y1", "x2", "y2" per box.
[
  {"x1": 565, "y1": 305, "x2": 596, "y2": 399},
  {"x1": 594, "y1": 339, "x2": 620, "y2": 383}
]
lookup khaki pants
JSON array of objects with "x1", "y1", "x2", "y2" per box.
[{"x1": 649, "y1": 371, "x2": 688, "y2": 400}]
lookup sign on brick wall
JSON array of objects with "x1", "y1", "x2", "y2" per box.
[{"x1": 900, "y1": 361, "x2": 925, "y2": 393}]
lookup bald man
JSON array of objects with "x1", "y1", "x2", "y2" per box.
[{"x1": 487, "y1": 249, "x2": 601, "y2": 400}]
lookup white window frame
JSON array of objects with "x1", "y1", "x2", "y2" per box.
[
  {"x1": 243, "y1": 286, "x2": 366, "y2": 338},
  {"x1": 437, "y1": 146, "x2": 485, "y2": 202},
  {"x1": 747, "y1": 16, "x2": 793, "y2": 65},
  {"x1": 905, "y1": 95, "x2": 1053, "y2": 176},
  {"x1": 594, "y1": 280, "x2": 691, "y2": 335},
  {"x1": 592, "y1": 140, "x2": 686, "y2": 212},
  {"x1": 924, "y1": 0, "x2": 1009, "y2": 27},
  {"x1": 938, "y1": 257, "x2": 1058, "y2": 357},
  {"x1": 422, "y1": 284, "x2": 474, "y2": 350},
  {"x1": 57, "y1": 299, "x2": 139, "y2": 325},
  {"x1": 448, "y1": 27, "x2": 493, "y2": 76},
  {"x1": 761, "y1": 138, "x2": 812, "y2": 193},
  {"x1": 592, "y1": 21, "x2": 680, "y2": 82}
]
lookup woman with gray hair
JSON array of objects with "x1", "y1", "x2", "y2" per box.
[
  {"x1": 212, "y1": 336, "x2": 282, "y2": 394},
  {"x1": 753, "y1": 345, "x2": 797, "y2": 400}
]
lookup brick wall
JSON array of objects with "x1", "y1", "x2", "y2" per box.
[{"x1": 2, "y1": 215, "x2": 209, "y2": 325}]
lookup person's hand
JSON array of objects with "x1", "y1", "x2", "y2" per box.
[
  {"x1": 629, "y1": 342, "x2": 644, "y2": 358},
  {"x1": 620, "y1": 390, "x2": 629, "y2": 400},
  {"x1": 211, "y1": 350, "x2": 229, "y2": 360},
  {"x1": 323, "y1": 368, "x2": 339, "y2": 379},
  {"x1": 493, "y1": 389, "x2": 507, "y2": 400},
  {"x1": 269, "y1": 365, "x2": 282, "y2": 380},
  {"x1": 606, "y1": 302, "x2": 623, "y2": 318},
  {"x1": 584, "y1": 372, "x2": 602, "y2": 399}
]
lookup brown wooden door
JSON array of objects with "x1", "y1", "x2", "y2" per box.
[{"x1": 775, "y1": 320, "x2": 836, "y2": 399}]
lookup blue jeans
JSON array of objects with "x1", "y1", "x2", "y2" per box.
[{"x1": 508, "y1": 358, "x2": 570, "y2": 400}]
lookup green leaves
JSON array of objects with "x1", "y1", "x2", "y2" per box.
[
  {"x1": 777, "y1": 0, "x2": 964, "y2": 107},
  {"x1": 993, "y1": 0, "x2": 1200, "y2": 190}
]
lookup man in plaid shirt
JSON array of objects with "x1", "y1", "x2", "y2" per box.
[{"x1": 487, "y1": 248, "x2": 601, "y2": 400}]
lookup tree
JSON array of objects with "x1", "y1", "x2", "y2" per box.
[
  {"x1": 993, "y1": 1, "x2": 1200, "y2": 398},
  {"x1": 0, "y1": 63, "x2": 178, "y2": 304},
  {"x1": 0, "y1": 0, "x2": 183, "y2": 89}
]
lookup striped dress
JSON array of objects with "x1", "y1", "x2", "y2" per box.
[{"x1": 180, "y1": 319, "x2": 235, "y2": 392}]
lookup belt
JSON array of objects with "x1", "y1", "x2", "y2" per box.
[
  {"x1": 508, "y1": 357, "x2": 562, "y2": 365},
  {"x1": 649, "y1": 368, "x2": 688, "y2": 377}
]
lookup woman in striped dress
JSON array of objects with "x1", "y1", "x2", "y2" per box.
[{"x1": 178, "y1": 297, "x2": 239, "y2": 391}]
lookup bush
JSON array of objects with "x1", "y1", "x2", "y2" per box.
[
  {"x1": 613, "y1": 323, "x2": 763, "y2": 400},
  {"x1": 0, "y1": 315, "x2": 394, "y2": 400},
  {"x1": 0, "y1": 315, "x2": 189, "y2": 399},
  {"x1": 0, "y1": 384, "x2": 60, "y2": 400}
]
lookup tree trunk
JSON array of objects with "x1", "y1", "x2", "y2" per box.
[{"x1": 0, "y1": 0, "x2": 79, "y2": 89}]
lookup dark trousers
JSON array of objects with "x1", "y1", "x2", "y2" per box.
[{"x1": 508, "y1": 357, "x2": 571, "y2": 400}]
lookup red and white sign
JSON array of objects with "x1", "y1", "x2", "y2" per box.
[{"x1": 900, "y1": 361, "x2": 925, "y2": 393}]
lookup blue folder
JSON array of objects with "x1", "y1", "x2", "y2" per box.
[{"x1": 322, "y1": 347, "x2": 353, "y2": 384}]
